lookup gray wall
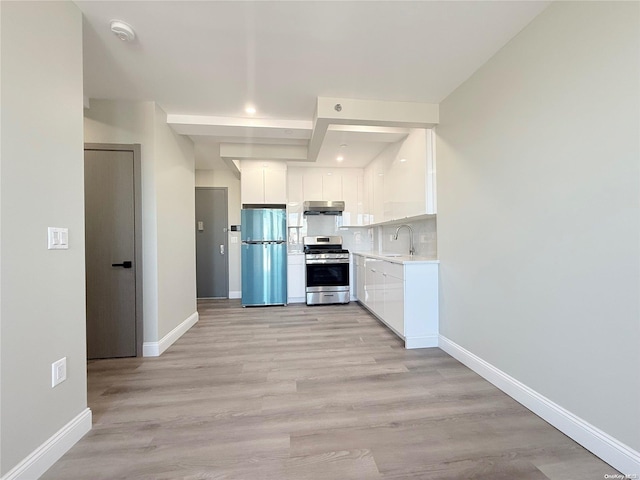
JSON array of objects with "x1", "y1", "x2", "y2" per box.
[
  {"x1": 437, "y1": 1, "x2": 639, "y2": 451},
  {"x1": 1, "y1": 1, "x2": 87, "y2": 474}
]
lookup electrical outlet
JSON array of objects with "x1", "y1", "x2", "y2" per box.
[{"x1": 51, "y1": 357, "x2": 67, "y2": 387}]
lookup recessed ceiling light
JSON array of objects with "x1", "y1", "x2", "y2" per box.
[
  {"x1": 327, "y1": 172, "x2": 333, "y2": 176},
  {"x1": 336, "y1": 156, "x2": 344, "y2": 162},
  {"x1": 245, "y1": 106, "x2": 256, "y2": 115},
  {"x1": 340, "y1": 144, "x2": 348, "y2": 148},
  {"x1": 400, "y1": 158, "x2": 407, "y2": 163}
]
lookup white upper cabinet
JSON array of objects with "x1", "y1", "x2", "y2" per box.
[
  {"x1": 290, "y1": 167, "x2": 366, "y2": 226},
  {"x1": 240, "y1": 164, "x2": 264, "y2": 205},
  {"x1": 341, "y1": 173, "x2": 363, "y2": 227},
  {"x1": 322, "y1": 173, "x2": 342, "y2": 200},
  {"x1": 287, "y1": 169, "x2": 304, "y2": 227},
  {"x1": 363, "y1": 158, "x2": 385, "y2": 225},
  {"x1": 302, "y1": 173, "x2": 323, "y2": 200},
  {"x1": 240, "y1": 161, "x2": 287, "y2": 205},
  {"x1": 263, "y1": 165, "x2": 287, "y2": 204},
  {"x1": 363, "y1": 128, "x2": 436, "y2": 224}
]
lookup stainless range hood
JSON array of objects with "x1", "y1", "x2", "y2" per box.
[{"x1": 303, "y1": 200, "x2": 344, "y2": 215}]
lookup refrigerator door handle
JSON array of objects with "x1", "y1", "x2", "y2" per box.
[{"x1": 220, "y1": 244, "x2": 225, "y2": 255}]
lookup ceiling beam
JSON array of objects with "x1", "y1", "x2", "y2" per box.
[
  {"x1": 167, "y1": 114, "x2": 312, "y2": 140},
  {"x1": 221, "y1": 157, "x2": 241, "y2": 179},
  {"x1": 308, "y1": 97, "x2": 439, "y2": 162},
  {"x1": 219, "y1": 143, "x2": 308, "y2": 162}
]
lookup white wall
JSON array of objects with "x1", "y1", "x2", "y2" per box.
[
  {"x1": 437, "y1": 0, "x2": 639, "y2": 459},
  {"x1": 85, "y1": 100, "x2": 197, "y2": 344},
  {"x1": 1, "y1": 1, "x2": 87, "y2": 474},
  {"x1": 195, "y1": 169, "x2": 241, "y2": 296},
  {"x1": 154, "y1": 105, "x2": 197, "y2": 337}
]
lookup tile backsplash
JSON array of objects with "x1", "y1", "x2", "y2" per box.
[
  {"x1": 289, "y1": 215, "x2": 374, "y2": 253},
  {"x1": 376, "y1": 217, "x2": 437, "y2": 258},
  {"x1": 289, "y1": 214, "x2": 436, "y2": 258}
]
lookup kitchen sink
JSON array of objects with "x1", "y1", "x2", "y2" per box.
[{"x1": 382, "y1": 253, "x2": 403, "y2": 257}]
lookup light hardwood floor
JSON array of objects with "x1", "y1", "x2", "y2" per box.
[{"x1": 44, "y1": 300, "x2": 616, "y2": 479}]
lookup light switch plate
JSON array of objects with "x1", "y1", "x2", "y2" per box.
[
  {"x1": 48, "y1": 227, "x2": 69, "y2": 250},
  {"x1": 52, "y1": 357, "x2": 67, "y2": 387}
]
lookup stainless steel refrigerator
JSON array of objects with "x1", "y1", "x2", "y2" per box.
[{"x1": 241, "y1": 207, "x2": 287, "y2": 306}]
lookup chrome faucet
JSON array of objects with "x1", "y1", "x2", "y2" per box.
[{"x1": 394, "y1": 224, "x2": 415, "y2": 256}]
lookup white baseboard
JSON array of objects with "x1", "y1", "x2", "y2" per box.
[
  {"x1": 438, "y1": 335, "x2": 640, "y2": 475},
  {"x1": 229, "y1": 290, "x2": 241, "y2": 299},
  {"x1": 287, "y1": 297, "x2": 306, "y2": 304},
  {"x1": 1, "y1": 408, "x2": 91, "y2": 480},
  {"x1": 143, "y1": 311, "x2": 198, "y2": 357},
  {"x1": 405, "y1": 335, "x2": 438, "y2": 349}
]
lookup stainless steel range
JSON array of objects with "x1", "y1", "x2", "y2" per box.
[{"x1": 304, "y1": 236, "x2": 350, "y2": 305}]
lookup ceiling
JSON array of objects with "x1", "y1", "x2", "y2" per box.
[{"x1": 76, "y1": 1, "x2": 550, "y2": 171}]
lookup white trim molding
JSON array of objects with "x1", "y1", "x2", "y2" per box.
[
  {"x1": 405, "y1": 335, "x2": 438, "y2": 349},
  {"x1": 143, "y1": 311, "x2": 198, "y2": 357},
  {"x1": 439, "y1": 335, "x2": 640, "y2": 475},
  {"x1": 1, "y1": 408, "x2": 91, "y2": 480},
  {"x1": 229, "y1": 291, "x2": 241, "y2": 299}
]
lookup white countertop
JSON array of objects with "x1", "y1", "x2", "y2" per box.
[{"x1": 352, "y1": 251, "x2": 440, "y2": 265}]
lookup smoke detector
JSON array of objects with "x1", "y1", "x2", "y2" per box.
[{"x1": 110, "y1": 20, "x2": 136, "y2": 42}]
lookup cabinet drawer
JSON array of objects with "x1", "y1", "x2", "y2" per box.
[{"x1": 383, "y1": 261, "x2": 404, "y2": 280}]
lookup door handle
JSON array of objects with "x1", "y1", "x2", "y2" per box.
[
  {"x1": 112, "y1": 261, "x2": 132, "y2": 269},
  {"x1": 220, "y1": 244, "x2": 225, "y2": 255}
]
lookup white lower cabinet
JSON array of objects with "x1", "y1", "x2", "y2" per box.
[
  {"x1": 287, "y1": 254, "x2": 306, "y2": 303},
  {"x1": 354, "y1": 254, "x2": 366, "y2": 302},
  {"x1": 382, "y1": 263, "x2": 404, "y2": 335},
  {"x1": 354, "y1": 253, "x2": 438, "y2": 349},
  {"x1": 368, "y1": 258, "x2": 384, "y2": 318}
]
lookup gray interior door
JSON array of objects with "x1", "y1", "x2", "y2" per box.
[
  {"x1": 196, "y1": 187, "x2": 229, "y2": 298},
  {"x1": 85, "y1": 149, "x2": 136, "y2": 359}
]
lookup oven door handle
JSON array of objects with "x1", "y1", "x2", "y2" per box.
[{"x1": 305, "y1": 259, "x2": 350, "y2": 265}]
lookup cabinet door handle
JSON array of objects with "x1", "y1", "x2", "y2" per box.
[{"x1": 220, "y1": 244, "x2": 225, "y2": 255}]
